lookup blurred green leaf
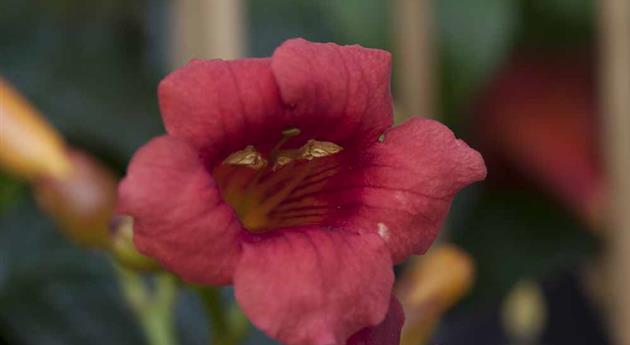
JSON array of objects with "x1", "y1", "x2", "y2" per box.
[
  {"x1": 539, "y1": 0, "x2": 593, "y2": 23},
  {"x1": 437, "y1": 0, "x2": 519, "y2": 123},
  {"x1": 450, "y1": 187, "x2": 597, "y2": 309},
  {"x1": 0, "y1": 197, "x2": 243, "y2": 345},
  {"x1": 320, "y1": 0, "x2": 390, "y2": 49},
  {"x1": 247, "y1": 0, "x2": 335, "y2": 57},
  {"x1": 0, "y1": 198, "x2": 144, "y2": 344},
  {"x1": 519, "y1": 0, "x2": 594, "y2": 49},
  {"x1": 0, "y1": 0, "x2": 164, "y2": 173},
  {"x1": 0, "y1": 173, "x2": 25, "y2": 211}
]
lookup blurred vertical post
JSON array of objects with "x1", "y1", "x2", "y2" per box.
[
  {"x1": 392, "y1": 0, "x2": 435, "y2": 120},
  {"x1": 170, "y1": 0, "x2": 246, "y2": 67},
  {"x1": 600, "y1": 0, "x2": 630, "y2": 344}
]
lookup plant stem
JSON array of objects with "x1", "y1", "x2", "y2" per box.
[
  {"x1": 195, "y1": 287, "x2": 250, "y2": 345},
  {"x1": 196, "y1": 287, "x2": 228, "y2": 339},
  {"x1": 115, "y1": 264, "x2": 179, "y2": 345}
]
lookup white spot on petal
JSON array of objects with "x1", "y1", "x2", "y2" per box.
[{"x1": 377, "y1": 223, "x2": 390, "y2": 241}]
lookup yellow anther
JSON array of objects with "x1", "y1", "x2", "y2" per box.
[
  {"x1": 223, "y1": 145, "x2": 267, "y2": 169},
  {"x1": 299, "y1": 139, "x2": 343, "y2": 160},
  {"x1": 216, "y1": 131, "x2": 344, "y2": 232},
  {"x1": 272, "y1": 150, "x2": 296, "y2": 171}
]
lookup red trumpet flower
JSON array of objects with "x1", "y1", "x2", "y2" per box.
[{"x1": 118, "y1": 38, "x2": 485, "y2": 345}]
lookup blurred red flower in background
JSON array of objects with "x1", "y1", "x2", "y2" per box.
[
  {"x1": 118, "y1": 38, "x2": 486, "y2": 345},
  {"x1": 474, "y1": 52, "x2": 604, "y2": 228}
]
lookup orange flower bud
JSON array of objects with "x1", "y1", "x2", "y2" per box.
[
  {"x1": 110, "y1": 215, "x2": 161, "y2": 272},
  {"x1": 33, "y1": 150, "x2": 117, "y2": 248},
  {"x1": 396, "y1": 244, "x2": 475, "y2": 345},
  {"x1": 0, "y1": 77, "x2": 71, "y2": 180}
]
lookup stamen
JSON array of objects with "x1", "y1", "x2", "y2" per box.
[
  {"x1": 216, "y1": 129, "x2": 345, "y2": 233},
  {"x1": 272, "y1": 150, "x2": 298, "y2": 171},
  {"x1": 268, "y1": 128, "x2": 302, "y2": 171},
  {"x1": 270, "y1": 128, "x2": 302, "y2": 157},
  {"x1": 299, "y1": 139, "x2": 343, "y2": 160},
  {"x1": 223, "y1": 145, "x2": 267, "y2": 169}
]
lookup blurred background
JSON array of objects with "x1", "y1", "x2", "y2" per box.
[{"x1": 1, "y1": 0, "x2": 628, "y2": 344}]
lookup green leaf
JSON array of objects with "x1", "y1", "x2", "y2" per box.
[
  {"x1": 320, "y1": 0, "x2": 390, "y2": 49},
  {"x1": 437, "y1": 0, "x2": 519, "y2": 120},
  {"x1": 450, "y1": 187, "x2": 597, "y2": 309},
  {"x1": 0, "y1": 198, "x2": 144, "y2": 344},
  {"x1": 0, "y1": 173, "x2": 25, "y2": 211}
]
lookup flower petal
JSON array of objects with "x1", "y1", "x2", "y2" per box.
[
  {"x1": 272, "y1": 38, "x2": 393, "y2": 147},
  {"x1": 234, "y1": 230, "x2": 394, "y2": 345},
  {"x1": 158, "y1": 58, "x2": 288, "y2": 156},
  {"x1": 346, "y1": 297, "x2": 404, "y2": 345},
  {"x1": 117, "y1": 135, "x2": 242, "y2": 285},
  {"x1": 323, "y1": 117, "x2": 486, "y2": 263}
]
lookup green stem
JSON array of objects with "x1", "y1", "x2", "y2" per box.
[
  {"x1": 224, "y1": 303, "x2": 250, "y2": 345},
  {"x1": 196, "y1": 287, "x2": 228, "y2": 338},
  {"x1": 115, "y1": 265, "x2": 178, "y2": 345},
  {"x1": 195, "y1": 287, "x2": 250, "y2": 345}
]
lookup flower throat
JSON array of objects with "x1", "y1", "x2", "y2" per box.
[{"x1": 213, "y1": 129, "x2": 343, "y2": 233}]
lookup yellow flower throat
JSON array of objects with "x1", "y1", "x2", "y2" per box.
[{"x1": 213, "y1": 129, "x2": 343, "y2": 232}]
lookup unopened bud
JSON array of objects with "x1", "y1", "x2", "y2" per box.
[
  {"x1": 0, "y1": 77, "x2": 71, "y2": 180},
  {"x1": 397, "y1": 244, "x2": 475, "y2": 345},
  {"x1": 33, "y1": 150, "x2": 117, "y2": 248}
]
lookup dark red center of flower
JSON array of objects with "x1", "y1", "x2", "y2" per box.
[{"x1": 212, "y1": 129, "x2": 343, "y2": 233}]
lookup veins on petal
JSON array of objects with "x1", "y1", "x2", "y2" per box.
[{"x1": 217, "y1": 129, "x2": 344, "y2": 233}]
